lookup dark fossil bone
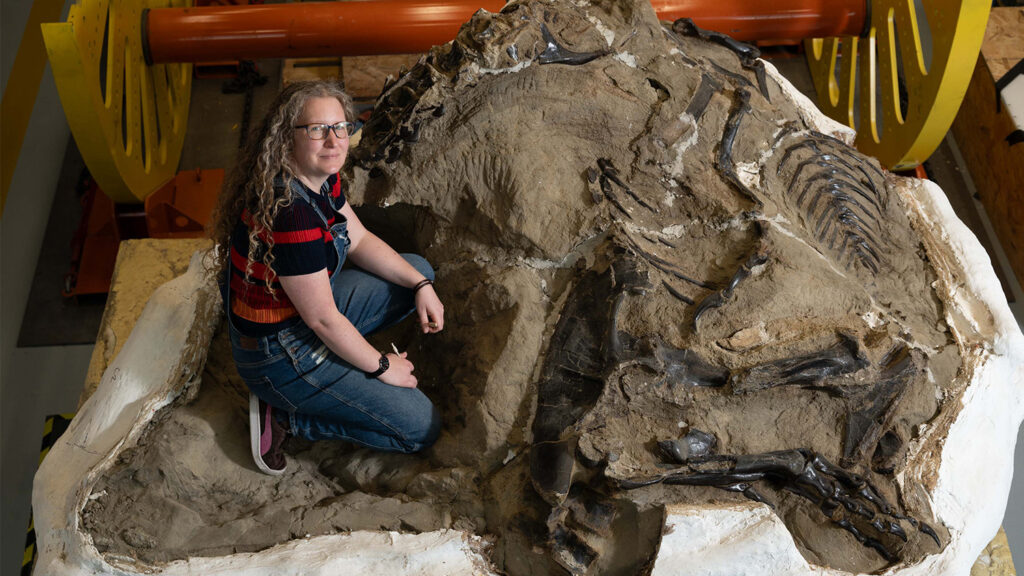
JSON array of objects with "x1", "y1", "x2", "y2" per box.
[
  {"x1": 776, "y1": 137, "x2": 889, "y2": 238},
  {"x1": 748, "y1": 59, "x2": 771, "y2": 101},
  {"x1": 353, "y1": 65, "x2": 441, "y2": 168},
  {"x1": 599, "y1": 174, "x2": 632, "y2": 218},
  {"x1": 647, "y1": 340, "x2": 730, "y2": 388},
  {"x1": 532, "y1": 441, "x2": 579, "y2": 507},
  {"x1": 531, "y1": 257, "x2": 650, "y2": 504},
  {"x1": 529, "y1": 256, "x2": 655, "y2": 574},
  {"x1": 672, "y1": 18, "x2": 759, "y2": 66},
  {"x1": 842, "y1": 346, "x2": 918, "y2": 468},
  {"x1": 399, "y1": 121, "x2": 421, "y2": 143},
  {"x1": 872, "y1": 430, "x2": 905, "y2": 474},
  {"x1": 549, "y1": 519, "x2": 598, "y2": 574},
  {"x1": 814, "y1": 200, "x2": 883, "y2": 258},
  {"x1": 836, "y1": 226, "x2": 882, "y2": 274},
  {"x1": 793, "y1": 160, "x2": 883, "y2": 215},
  {"x1": 564, "y1": 484, "x2": 617, "y2": 534},
  {"x1": 808, "y1": 131, "x2": 887, "y2": 181},
  {"x1": 774, "y1": 135, "x2": 888, "y2": 274},
  {"x1": 693, "y1": 243, "x2": 768, "y2": 330},
  {"x1": 730, "y1": 333, "x2": 868, "y2": 394},
  {"x1": 803, "y1": 133, "x2": 889, "y2": 208},
  {"x1": 544, "y1": 494, "x2": 612, "y2": 575},
  {"x1": 538, "y1": 22, "x2": 608, "y2": 65},
  {"x1": 597, "y1": 158, "x2": 657, "y2": 213},
  {"x1": 597, "y1": 158, "x2": 628, "y2": 189},
  {"x1": 779, "y1": 139, "x2": 882, "y2": 200},
  {"x1": 808, "y1": 193, "x2": 881, "y2": 242},
  {"x1": 707, "y1": 59, "x2": 757, "y2": 93},
  {"x1": 659, "y1": 428, "x2": 717, "y2": 464},
  {"x1": 661, "y1": 280, "x2": 695, "y2": 304},
  {"x1": 585, "y1": 167, "x2": 604, "y2": 204},
  {"x1": 660, "y1": 26, "x2": 700, "y2": 66},
  {"x1": 684, "y1": 72, "x2": 723, "y2": 123},
  {"x1": 796, "y1": 172, "x2": 883, "y2": 222},
  {"x1": 672, "y1": 18, "x2": 770, "y2": 100},
  {"x1": 527, "y1": 255, "x2": 748, "y2": 573},
  {"x1": 346, "y1": 4, "x2": 943, "y2": 573},
  {"x1": 618, "y1": 448, "x2": 937, "y2": 561},
  {"x1": 622, "y1": 234, "x2": 713, "y2": 289},
  {"x1": 716, "y1": 88, "x2": 762, "y2": 207},
  {"x1": 771, "y1": 120, "x2": 802, "y2": 145}
]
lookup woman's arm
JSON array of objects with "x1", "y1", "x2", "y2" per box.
[
  {"x1": 342, "y1": 202, "x2": 425, "y2": 287},
  {"x1": 341, "y1": 202, "x2": 445, "y2": 333},
  {"x1": 279, "y1": 270, "x2": 418, "y2": 388}
]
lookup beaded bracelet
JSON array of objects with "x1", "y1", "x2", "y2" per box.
[{"x1": 413, "y1": 279, "x2": 434, "y2": 292}]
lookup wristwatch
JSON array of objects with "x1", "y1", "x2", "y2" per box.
[{"x1": 367, "y1": 353, "x2": 390, "y2": 378}]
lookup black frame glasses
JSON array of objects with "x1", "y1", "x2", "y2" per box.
[{"x1": 294, "y1": 122, "x2": 356, "y2": 140}]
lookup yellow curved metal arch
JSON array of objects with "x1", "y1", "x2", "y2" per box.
[
  {"x1": 807, "y1": 0, "x2": 991, "y2": 170},
  {"x1": 42, "y1": 0, "x2": 192, "y2": 203}
]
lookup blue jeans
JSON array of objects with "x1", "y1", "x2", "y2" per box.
[{"x1": 229, "y1": 254, "x2": 440, "y2": 453}]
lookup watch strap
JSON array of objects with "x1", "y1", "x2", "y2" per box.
[{"x1": 367, "y1": 353, "x2": 389, "y2": 378}]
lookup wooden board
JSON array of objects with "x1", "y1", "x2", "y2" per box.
[
  {"x1": 971, "y1": 526, "x2": 1018, "y2": 576},
  {"x1": 282, "y1": 57, "x2": 344, "y2": 86},
  {"x1": 981, "y1": 8, "x2": 1024, "y2": 80},
  {"x1": 342, "y1": 54, "x2": 423, "y2": 100},
  {"x1": 950, "y1": 7, "x2": 1024, "y2": 288}
]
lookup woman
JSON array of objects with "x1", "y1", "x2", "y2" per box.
[{"x1": 209, "y1": 80, "x2": 445, "y2": 475}]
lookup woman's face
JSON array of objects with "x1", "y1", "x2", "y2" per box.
[{"x1": 290, "y1": 96, "x2": 350, "y2": 186}]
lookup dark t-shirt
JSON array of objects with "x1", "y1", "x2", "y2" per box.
[{"x1": 228, "y1": 173, "x2": 347, "y2": 336}]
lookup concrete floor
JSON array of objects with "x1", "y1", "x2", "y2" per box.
[{"x1": 2, "y1": 5, "x2": 1022, "y2": 576}]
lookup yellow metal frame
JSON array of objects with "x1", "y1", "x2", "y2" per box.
[
  {"x1": 806, "y1": 0, "x2": 991, "y2": 170},
  {"x1": 42, "y1": 0, "x2": 192, "y2": 203}
]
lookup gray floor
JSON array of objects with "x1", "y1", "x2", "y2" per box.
[{"x1": 2, "y1": 8, "x2": 1023, "y2": 576}]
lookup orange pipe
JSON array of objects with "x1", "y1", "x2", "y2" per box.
[
  {"x1": 145, "y1": 0, "x2": 866, "y2": 64},
  {"x1": 652, "y1": 0, "x2": 865, "y2": 42}
]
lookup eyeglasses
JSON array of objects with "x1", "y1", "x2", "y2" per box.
[{"x1": 294, "y1": 122, "x2": 356, "y2": 140}]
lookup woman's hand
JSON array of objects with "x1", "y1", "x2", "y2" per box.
[
  {"x1": 415, "y1": 285, "x2": 445, "y2": 334},
  {"x1": 377, "y1": 352, "x2": 418, "y2": 388}
]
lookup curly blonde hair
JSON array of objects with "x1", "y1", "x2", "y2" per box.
[{"x1": 208, "y1": 80, "x2": 355, "y2": 298}]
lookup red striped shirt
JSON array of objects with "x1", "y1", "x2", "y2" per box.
[{"x1": 228, "y1": 174, "x2": 346, "y2": 336}]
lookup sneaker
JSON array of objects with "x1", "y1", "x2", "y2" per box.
[{"x1": 249, "y1": 393, "x2": 287, "y2": 475}]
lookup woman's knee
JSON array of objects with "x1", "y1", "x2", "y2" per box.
[
  {"x1": 401, "y1": 253, "x2": 435, "y2": 282},
  {"x1": 397, "y1": 401, "x2": 441, "y2": 453}
]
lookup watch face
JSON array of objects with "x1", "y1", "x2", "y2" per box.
[{"x1": 380, "y1": 355, "x2": 390, "y2": 372}]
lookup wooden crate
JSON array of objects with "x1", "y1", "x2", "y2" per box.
[
  {"x1": 950, "y1": 7, "x2": 1024, "y2": 286},
  {"x1": 282, "y1": 57, "x2": 344, "y2": 86},
  {"x1": 342, "y1": 54, "x2": 423, "y2": 100}
]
